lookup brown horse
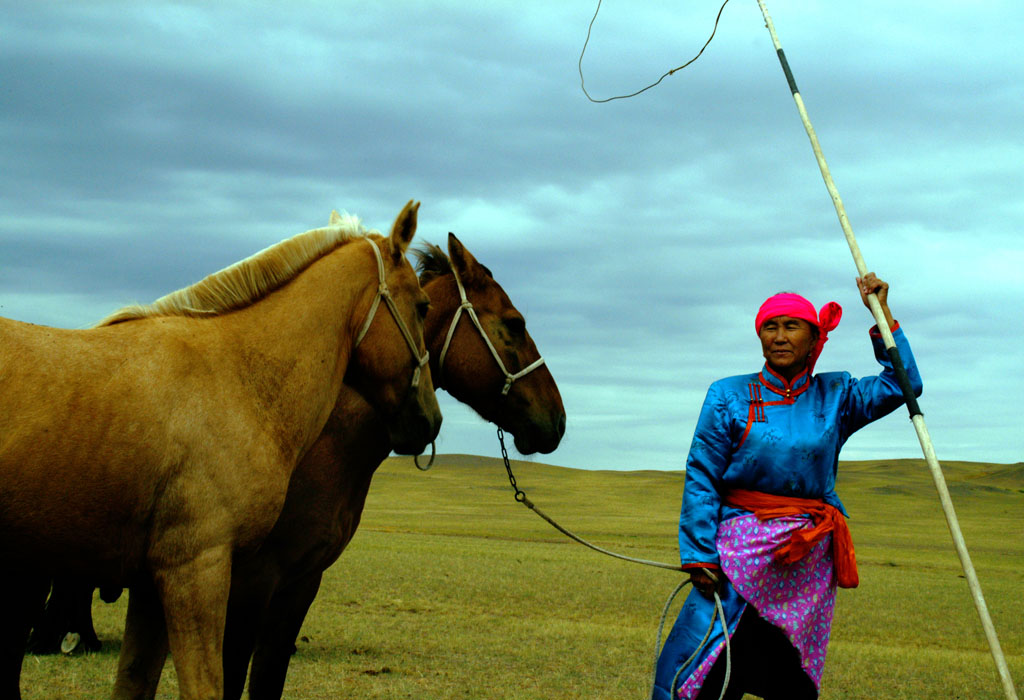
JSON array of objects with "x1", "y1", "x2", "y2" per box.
[
  {"x1": 225, "y1": 231, "x2": 565, "y2": 700},
  {"x1": 0, "y1": 201, "x2": 441, "y2": 700}
]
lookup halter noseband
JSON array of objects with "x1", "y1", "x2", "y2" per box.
[
  {"x1": 354, "y1": 239, "x2": 430, "y2": 389},
  {"x1": 437, "y1": 265, "x2": 545, "y2": 396}
]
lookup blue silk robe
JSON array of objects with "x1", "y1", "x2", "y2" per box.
[{"x1": 651, "y1": 325, "x2": 922, "y2": 700}]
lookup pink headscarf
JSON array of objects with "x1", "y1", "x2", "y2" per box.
[{"x1": 755, "y1": 292, "x2": 842, "y2": 374}]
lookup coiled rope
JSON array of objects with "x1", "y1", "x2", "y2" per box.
[
  {"x1": 497, "y1": 428, "x2": 732, "y2": 699},
  {"x1": 653, "y1": 575, "x2": 732, "y2": 700}
]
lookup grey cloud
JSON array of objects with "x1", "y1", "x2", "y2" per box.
[{"x1": 2, "y1": 0, "x2": 1021, "y2": 468}]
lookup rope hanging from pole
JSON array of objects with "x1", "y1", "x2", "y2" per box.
[
  {"x1": 578, "y1": 0, "x2": 732, "y2": 103},
  {"x1": 753, "y1": 2, "x2": 1019, "y2": 697}
]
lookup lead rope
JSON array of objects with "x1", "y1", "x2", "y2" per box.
[
  {"x1": 665, "y1": 580, "x2": 731, "y2": 700},
  {"x1": 498, "y1": 428, "x2": 731, "y2": 699}
]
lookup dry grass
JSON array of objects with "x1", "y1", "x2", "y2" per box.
[{"x1": 19, "y1": 456, "x2": 1024, "y2": 699}]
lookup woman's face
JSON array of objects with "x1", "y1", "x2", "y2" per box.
[{"x1": 759, "y1": 315, "x2": 817, "y2": 379}]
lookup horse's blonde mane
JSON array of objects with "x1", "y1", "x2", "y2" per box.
[{"x1": 98, "y1": 212, "x2": 376, "y2": 326}]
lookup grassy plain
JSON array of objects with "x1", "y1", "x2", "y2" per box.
[{"x1": 19, "y1": 456, "x2": 1024, "y2": 699}]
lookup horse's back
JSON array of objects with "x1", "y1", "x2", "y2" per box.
[
  {"x1": 0, "y1": 314, "x2": 239, "y2": 437},
  {"x1": 0, "y1": 312, "x2": 304, "y2": 579},
  {"x1": 0, "y1": 316, "x2": 176, "y2": 458},
  {"x1": 0, "y1": 319, "x2": 152, "y2": 576},
  {"x1": 0, "y1": 315, "x2": 227, "y2": 575}
]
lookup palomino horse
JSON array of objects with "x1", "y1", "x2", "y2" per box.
[
  {"x1": 218, "y1": 229, "x2": 565, "y2": 700},
  {"x1": 0, "y1": 201, "x2": 441, "y2": 700},
  {"x1": 23, "y1": 231, "x2": 567, "y2": 699}
]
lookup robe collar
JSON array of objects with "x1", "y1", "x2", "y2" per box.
[{"x1": 759, "y1": 363, "x2": 812, "y2": 400}]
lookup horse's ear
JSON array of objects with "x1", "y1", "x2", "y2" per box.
[
  {"x1": 329, "y1": 210, "x2": 342, "y2": 225},
  {"x1": 388, "y1": 200, "x2": 420, "y2": 261},
  {"x1": 448, "y1": 232, "x2": 484, "y2": 287}
]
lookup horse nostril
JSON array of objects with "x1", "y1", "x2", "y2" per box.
[{"x1": 557, "y1": 412, "x2": 566, "y2": 437}]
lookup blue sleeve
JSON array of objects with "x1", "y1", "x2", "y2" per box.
[
  {"x1": 842, "y1": 325, "x2": 923, "y2": 438},
  {"x1": 678, "y1": 383, "x2": 732, "y2": 569}
]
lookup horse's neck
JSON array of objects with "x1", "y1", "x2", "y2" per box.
[
  {"x1": 325, "y1": 386, "x2": 391, "y2": 471},
  {"x1": 263, "y1": 383, "x2": 387, "y2": 564},
  {"x1": 219, "y1": 245, "x2": 372, "y2": 463},
  {"x1": 294, "y1": 384, "x2": 390, "y2": 506},
  {"x1": 293, "y1": 271, "x2": 461, "y2": 504}
]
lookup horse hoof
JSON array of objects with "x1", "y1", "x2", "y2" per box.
[{"x1": 60, "y1": 632, "x2": 81, "y2": 655}]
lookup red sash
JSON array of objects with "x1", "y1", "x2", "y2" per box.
[{"x1": 724, "y1": 488, "x2": 859, "y2": 589}]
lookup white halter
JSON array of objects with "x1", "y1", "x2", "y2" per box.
[
  {"x1": 438, "y1": 265, "x2": 545, "y2": 396},
  {"x1": 354, "y1": 238, "x2": 430, "y2": 389}
]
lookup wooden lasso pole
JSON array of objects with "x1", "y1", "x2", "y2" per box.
[{"x1": 754, "y1": 1, "x2": 1019, "y2": 697}]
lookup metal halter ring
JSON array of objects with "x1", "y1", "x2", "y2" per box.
[{"x1": 413, "y1": 440, "x2": 436, "y2": 471}]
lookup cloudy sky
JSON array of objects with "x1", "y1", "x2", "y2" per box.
[{"x1": 2, "y1": 1, "x2": 1021, "y2": 471}]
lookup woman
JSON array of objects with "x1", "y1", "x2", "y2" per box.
[{"x1": 652, "y1": 273, "x2": 922, "y2": 700}]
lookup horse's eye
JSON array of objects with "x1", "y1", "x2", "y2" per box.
[
  {"x1": 504, "y1": 316, "x2": 526, "y2": 336},
  {"x1": 417, "y1": 301, "x2": 430, "y2": 319}
]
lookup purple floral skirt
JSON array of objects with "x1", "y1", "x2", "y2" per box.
[{"x1": 674, "y1": 513, "x2": 836, "y2": 698}]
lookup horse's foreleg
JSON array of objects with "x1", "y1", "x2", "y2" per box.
[
  {"x1": 111, "y1": 583, "x2": 168, "y2": 700},
  {"x1": 0, "y1": 572, "x2": 48, "y2": 700},
  {"x1": 25, "y1": 579, "x2": 62, "y2": 655},
  {"x1": 153, "y1": 546, "x2": 232, "y2": 700},
  {"x1": 247, "y1": 572, "x2": 324, "y2": 700}
]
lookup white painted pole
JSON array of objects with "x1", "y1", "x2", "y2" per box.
[{"x1": 754, "y1": 1, "x2": 1019, "y2": 697}]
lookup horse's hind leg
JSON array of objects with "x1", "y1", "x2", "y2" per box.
[
  {"x1": 153, "y1": 546, "x2": 232, "y2": 700},
  {"x1": 221, "y1": 612, "x2": 257, "y2": 700},
  {"x1": 221, "y1": 578, "x2": 277, "y2": 700},
  {"x1": 69, "y1": 582, "x2": 103, "y2": 653},
  {"x1": 0, "y1": 572, "x2": 48, "y2": 700},
  {"x1": 247, "y1": 572, "x2": 324, "y2": 700},
  {"x1": 111, "y1": 582, "x2": 169, "y2": 700}
]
